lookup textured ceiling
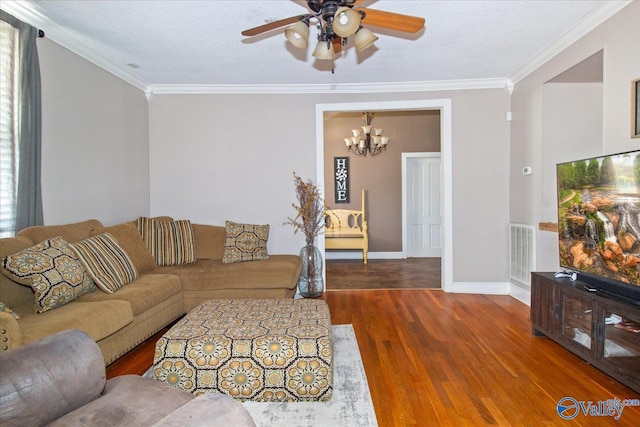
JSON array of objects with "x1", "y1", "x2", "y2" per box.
[{"x1": 0, "y1": 0, "x2": 627, "y2": 89}]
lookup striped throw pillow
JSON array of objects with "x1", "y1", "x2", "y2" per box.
[
  {"x1": 135, "y1": 216, "x2": 158, "y2": 253},
  {"x1": 135, "y1": 217, "x2": 196, "y2": 266},
  {"x1": 153, "y1": 220, "x2": 197, "y2": 266},
  {"x1": 70, "y1": 233, "x2": 138, "y2": 293}
]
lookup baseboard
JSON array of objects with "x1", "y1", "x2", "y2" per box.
[
  {"x1": 447, "y1": 281, "x2": 531, "y2": 304},
  {"x1": 448, "y1": 281, "x2": 510, "y2": 295},
  {"x1": 325, "y1": 251, "x2": 404, "y2": 261},
  {"x1": 509, "y1": 282, "x2": 531, "y2": 306},
  {"x1": 323, "y1": 257, "x2": 531, "y2": 304}
]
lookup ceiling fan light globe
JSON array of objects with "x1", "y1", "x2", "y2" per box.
[
  {"x1": 285, "y1": 21, "x2": 309, "y2": 49},
  {"x1": 333, "y1": 7, "x2": 361, "y2": 38},
  {"x1": 355, "y1": 27, "x2": 378, "y2": 52},
  {"x1": 312, "y1": 40, "x2": 335, "y2": 60}
]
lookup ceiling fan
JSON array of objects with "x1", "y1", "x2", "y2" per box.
[{"x1": 241, "y1": 0, "x2": 425, "y2": 69}]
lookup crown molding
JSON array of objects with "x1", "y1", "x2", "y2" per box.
[
  {"x1": 0, "y1": 0, "x2": 508, "y2": 97},
  {"x1": 5, "y1": 0, "x2": 622, "y2": 96},
  {"x1": 0, "y1": 0, "x2": 149, "y2": 92},
  {"x1": 148, "y1": 78, "x2": 510, "y2": 96},
  {"x1": 509, "y1": 0, "x2": 632, "y2": 84}
]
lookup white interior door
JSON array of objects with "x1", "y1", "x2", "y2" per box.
[{"x1": 406, "y1": 154, "x2": 442, "y2": 257}]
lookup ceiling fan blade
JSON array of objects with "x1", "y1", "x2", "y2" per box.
[
  {"x1": 241, "y1": 15, "x2": 307, "y2": 36},
  {"x1": 357, "y1": 8, "x2": 425, "y2": 33},
  {"x1": 332, "y1": 38, "x2": 342, "y2": 54}
]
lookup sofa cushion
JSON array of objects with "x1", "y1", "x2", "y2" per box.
[
  {"x1": 12, "y1": 299, "x2": 133, "y2": 345},
  {"x1": 154, "y1": 256, "x2": 300, "y2": 292},
  {"x1": 2, "y1": 237, "x2": 97, "y2": 313},
  {"x1": 0, "y1": 330, "x2": 106, "y2": 427},
  {"x1": 152, "y1": 393, "x2": 257, "y2": 427},
  {"x1": 16, "y1": 219, "x2": 103, "y2": 244},
  {"x1": 222, "y1": 221, "x2": 269, "y2": 264},
  {"x1": 70, "y1": 233, "x2": 139, "y2": 294},
  {"x1": 77, "y1": 274, "x2": 182, "y2": 316},
  {"x1": 49, "y1": 375, "x2": 195, "y2": 427},
  {"x1": 191, "y1": 223, "x2": 226, "y2": 260},
  {"x1": 136, "y1": 217, "x2": 197, "y2": 266},
  {"x1": 93, "y1": 223, "x2": 156, "y2": 273}
]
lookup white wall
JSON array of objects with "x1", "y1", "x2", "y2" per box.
[
  {"x1": 34, "y1": 26, "x2": 513, "y2": 289},
  {"x1": 537, "y1": 82, "x2": 603, "y2": 271},
  {"x1": 149, "y1": 89, "x2": 511, "y2": 286},
  {"x1": 510, "y1": 2, "x2": 640, "y2": 273},
  {"x1": 38, "y1": 38, "x2": 150, "y2": 226}
]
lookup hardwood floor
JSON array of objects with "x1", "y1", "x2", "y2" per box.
[
  {"x1": 326, "y1": 258, "x2": 441, "y2": 290},
  {"x1": 107, "y1": 288, "x2": 640, "y2": 426},
  {"x1": 326, "y1": 290, "x2": 639, "y2": 426}
]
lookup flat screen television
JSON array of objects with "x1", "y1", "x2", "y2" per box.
[{"x1": 556, "y1": 149, "x2": 640, "y2": 303}]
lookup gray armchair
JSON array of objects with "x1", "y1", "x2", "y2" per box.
[{"x1": 0, "y1": 329, "x2": 256, "y2": 426}]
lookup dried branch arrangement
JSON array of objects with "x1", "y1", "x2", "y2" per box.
[{"x1": 284, "y1": 172, "x2": 327, "y2": 243}]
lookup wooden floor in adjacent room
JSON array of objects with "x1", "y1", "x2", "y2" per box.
[
  {"x1": 326, "y1": 258, "x2": 441, "y2": 290},
  {"x1": 107, "y1": 291, "x2": 640, "y2": 426}
]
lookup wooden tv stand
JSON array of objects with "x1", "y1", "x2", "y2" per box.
[{"x1": 531, "y1": 272, "x2": 640, "y2": 393}]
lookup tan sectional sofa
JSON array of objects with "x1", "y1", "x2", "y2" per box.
[{"x1": 0, "y1": 218, "x2": 302, "y2": 365}]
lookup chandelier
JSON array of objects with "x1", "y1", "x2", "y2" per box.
[{"x1": 344, "y1": 113, "x2": 390, "y2": 157}]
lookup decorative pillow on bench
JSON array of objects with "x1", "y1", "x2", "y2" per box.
[
  {"x1": 222, "y1": 220, "x2": 270, "y2": 264},
  {"x1": 1, "y1": 236, "x2": 97, "y2": 313}
]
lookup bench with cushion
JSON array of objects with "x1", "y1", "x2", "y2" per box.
[{"x1": 325, "y1": 189, "x2": 369, "y2": 264}]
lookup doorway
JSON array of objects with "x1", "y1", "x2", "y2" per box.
[{"x1": 315, "y1": 99, "x2": 453, "y2": 291}]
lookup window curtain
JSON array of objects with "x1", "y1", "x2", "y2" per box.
[{"x1": 0, "y1": 10, "x2": 43, "y2": 234}]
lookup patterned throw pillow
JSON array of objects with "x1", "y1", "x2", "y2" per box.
[
  {"x1": 2, "y1": 237, "x2": 97, "y2": 313},
  {"x1": 0, "y1": 302, "x2": 20, "y2": 320},
  {"x1": 135, "y1": 217, "x2": 197, "y2": 266},
  {"x1": 222, "y1": 220, "x2": 269, "y2": 264},
  {"x1": 70, "y1": 233, "x2": 139, "y2": 294}
]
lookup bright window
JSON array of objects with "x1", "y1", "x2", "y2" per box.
[{"x1": 0, "y1": 20, "x2": 19, "y2": 237}]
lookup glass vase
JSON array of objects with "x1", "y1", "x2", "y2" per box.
[{"x1": 298, "y1": 240, "x2": 324, "y2": 298}]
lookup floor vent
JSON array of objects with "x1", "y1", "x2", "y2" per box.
[{"x1": 510, "y1": 223, "x2": 535, "y2": 285}]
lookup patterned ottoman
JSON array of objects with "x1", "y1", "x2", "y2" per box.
[{"x1": 152, "y1": 298, "x2": 333, "y2": 402}]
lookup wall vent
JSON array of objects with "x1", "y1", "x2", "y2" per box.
[{"x1": 510, "y1": 223, "x2": 535, "y2": 285}]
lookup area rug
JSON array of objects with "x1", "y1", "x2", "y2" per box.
[
  {"x1": 243, "y1": 324, "x2": 377, "y2": 427},
  {"x1": 144, "y1": 324, "x2": 377, "y2": 426}
]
